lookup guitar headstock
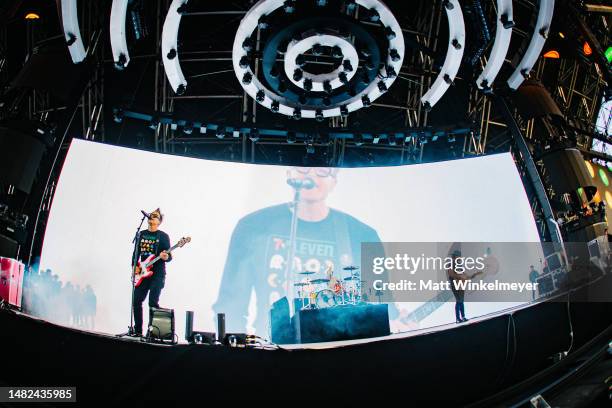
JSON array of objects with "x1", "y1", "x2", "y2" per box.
[{"x1": 178, "y1": 236, "x2": 191, "y2": 247}]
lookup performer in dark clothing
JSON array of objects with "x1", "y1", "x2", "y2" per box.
[
  {"x1": 447, "y1": 249, "x2": 479, "y2": 323},
  {"x1": 132, "y1": 208, "x2": 172, "y2": 336}
]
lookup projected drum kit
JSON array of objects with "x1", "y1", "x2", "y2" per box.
[{"x1": 294, "y1": 266, "x2": 364, "y2": 310}]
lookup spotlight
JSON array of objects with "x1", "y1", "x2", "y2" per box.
[
  {"x1": 249, "y1": 128, "x2": 260, "y2": 142},
  {"x1": 361, "y1": 95, "x2": 371, "y2": 107},
  {"x1": 366, "y1": 8, "x2": 380, "y2": 23},
  {"x1": 451, "y1": 39, "x2": 462, "y2": 50},
  {"x1": 342, "y1": 60, "x2": 353, "y2": 72},
  {"x1": 304, "y1": 78, "x2": 313, "y2": 91},
  {"x1": 200, "y1": 125, "x2": 207, "y2": 134},
  {"x1": 258, "y1": 15, "x2": 269, "y2": 30},
  {"x1": 315, "y1": 109, "x2": 325, "y2": 122},
  {"x1": 271, "y1": 100, "x2": 280, "y2": 112},
  {"x1": 148, "y1": 117, "x2": 159, "y2": 130},
  {"x1": 306, "y1": 143, "x2": 315, "y2": 154},
  {"x1": 316, "y1": 0, "x2": 327, "y2": 7},
  {"x1": 388, "y1": 134, "x2": 396, "y2": 145},
  {"x1": 332, "y1": 46, "x2": 343, "y2": 58},
  {"x1": 116, "y1": 53, "x2": 128, "y2": 70},
  {"x1": 293, "y1": 107, "x2": 302, "y2": 120},
  {"x1": 25, "y1": 12, "x2": 40, "y2": 20},
  {"x1": 283, "y1": 0, "x2": 296, "y2": 13},
  {"x1": 385, "y1": 27, "x2": 396, "y2": 40},
  {"x1": 354, "y1": 133, "x2": 364, "y2": 146},
  {"x1": 113, "y1": 109, "x2": 124, "y2": 123},
  {"x1": 256, "y1": 90, "x2": 265, "y2": 102},
  {"x1": 176, "y1": 84, "x2": 186, "y2": 95},
  {"x1": 183, "y1": 123, "x2": 193, "y2": 135},
  {"x1": 177, "y1": 3, "x2": 188, "y2": 15},
  {"x1": 443, "y1": 74, "x2": 453, "y2": 85},
  {"x1": 293, "y1": 68, "x2": 303, "y2": 81},
  {"x1": 323, "y1": 96, "x2": 331, "y2": 106},
  {"x1": 377, "y1": 81, "x2": 388, "y2": 93},
  {"x1": 278, "y1": 80, "x2": 288, "y2": 93},
  {"x1": 287, "y1": 131, "x2": 297, "y2": 144},
  {"x1": 389, "y1": 49, "x2": 401, "y2": 62},
  {"x1": 340, "y1": 105, "x2": 349, "y2": 118},
  {"x1": 500, "y1": 13, "x2": 515, "y2": 29},
  {"x1": 233, "y1": 130, "x2": 240, "y2": 138},
  {"x1": 339, "y1": 72, "x2": 349, "y2": 85},
  {"x1": 167, "y1": 48, "x2": 177, "y2": 60},
  {"x1": 312, "y1": 43, "x2": 323, "y2": 56},
  {"x1": 386, "y1": 65, "x2": 397, "y2": 78},
  {"x1": 216, "y1": 127, "x2": 226, "y2": 139},
  {"x1": 372, "y1": 134, "x2": 380, "y2": 144},
  {"x1": 239, "y1": 56, "x2": 250, "y2": 69},
  {"x1": 242, "y1": 37, "x2": 254, "y2": 52},
  {"x1": 296, "y1": 54, "x2": 306, "y2": 67},
  {"x1": 66, "y1": 33, "x2": 77, "y2": 46},
  {"x1": 242, "y1": 72, "x2": 253, "y2": 85},
  {"x1": 323, "y1": 80, "x2": 332, "y2": 94},
  {"x1": 443, "y1": 0, "x2": 454, "y2": 10}
]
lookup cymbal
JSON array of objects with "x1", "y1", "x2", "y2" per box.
[
  {"x1": 343, "y1": 266, "x2": 359, "y2": 271},
  {"x1": 298, "y1": 271, "x2": 316, "y2": 275},
  {"x1": 310, "y1": 278, "x2": 330, "y2": 284}
]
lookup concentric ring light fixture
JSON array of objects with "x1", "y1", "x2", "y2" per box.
[
  {"x1": 58, "y1": 0, "x2": 86, "y2": 63},
  {"x1": 476, "y1": 0, "x2": 513, "y2": 91},
  {"x1": 421, "y1": 0, "x2": 465, "y2": 110},
  {"x1": 110, "y1": 0, "x2": 130, "y2": 70},
  {"x1": 232, "y1": 0, "x2": 405, "y2": 119},
  {"x1": 162, "y1": 0, "x2": 188, "y2": 95},
  {"x1": 507, "y1": 0, "x2": 555, "y2": 90}
]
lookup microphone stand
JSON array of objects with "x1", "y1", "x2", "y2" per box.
[
  {"x1": 284, "y1": 186, "x2": 304, "y2": 320},
  {"x1": 117, "y1": 213, "x2": 146, "y2": 337}
]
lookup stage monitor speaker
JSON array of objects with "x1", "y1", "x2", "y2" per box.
[
  {"x1": 293, "y1": 303, "x2": 390, "y2": 344},
  {"x1": 0, "y1": 126, "x2": 47, "y2": 194},
  {"x1": 147, "y1": 306, "x2": 175, "y2": 343},
  {"x1": 541, "y1": 148, "x2": 596, "y2": 198}
]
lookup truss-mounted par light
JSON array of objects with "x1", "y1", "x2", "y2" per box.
[
  {"x1": 162, "y1": 0, "x2": 189, "y2": 94},
  {"x1": 232, "y1": 0, "x2": 405, "y2": 119},
  {"x1": 507, "y1": 0, "x2": 555, "y2": 90},
  {"x1": 110, "y1": 0, "x2": 130, "y2": 69},
  {"x1": 58, "y1": 0, "x2": 86, "y2": 63},
  {"x1": 421, "y1": 0, "x2": 465, "y2": 109},
  {"x1": 476, "y1": 0, "x2": 513, "y2": 91}
]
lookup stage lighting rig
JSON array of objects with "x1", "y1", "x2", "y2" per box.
[
  {"x1": 232, "y1": 0, "x2": 405, "y2": 119},
  {"x1": 162, "y1": 0, "x2": 189, "y2": 94},
  {"x1": 59, "y1": 0, "x2": 86, "y2": 63}
]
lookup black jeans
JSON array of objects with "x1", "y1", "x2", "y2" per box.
[
  {"x1": 451, "y1": 281, "x2": 465, "y2": 321},
  {"x1": 133, "y1": 275, "x2": 165, "y2": 334}
]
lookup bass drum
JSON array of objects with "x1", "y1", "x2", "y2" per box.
[{"x1": 315, "y1": 289, "x2": 338, "y2": 309}]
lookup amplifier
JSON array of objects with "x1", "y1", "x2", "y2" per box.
[
  {"x1": 292, "y1": 303, "x2": 390, "y2": 344},
  {"x1": 0, "y1": 257, "x2": 24, "y2": 308}
]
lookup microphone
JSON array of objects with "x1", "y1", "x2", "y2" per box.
[
  {"x1": 141, "y1": 210, "x2": 151, "y2": 219},
  {"x1": 286, "y1": 177, "x2": 315, "y2": 190}
]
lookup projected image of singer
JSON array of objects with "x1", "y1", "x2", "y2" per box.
[{"x1": 213, "y1": 167, "x2": 382, "y2": 336}]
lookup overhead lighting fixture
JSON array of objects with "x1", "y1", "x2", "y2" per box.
[
  {"x1": 373, "y1": 134, "x2": 380, "y2": 144},
  {"x1": 583, "y1": 42, "x2": 592, "y2": 56},
  {"x1": 476, "y1": 0, "x2": 513, "y2": 91},
  {"x1": 25, "y1": 13, "x2": 40, "y2": 20},
  {"x1": 182, "y1": 122, "x2": 193, "y2": 135},
  {"x1": 59, "y1": 0, "x2": 86, "y2": 63},
  {"x1": 354, "y1": 133, "x2": 364, "y2": 146},
  {"x1": 216, "y1": 127, "x2": 226, "y2": 139},
  {"x1": 606, "y1": 46, "x2": 612, "y2": 63},
  {"x1": 287, "y1": 131, "x2": 296, "y2": 144},
  {"x1": 111, "y1": 0, "x2": 130, "y2": 69},
  {"x1": 148, "y1": 117, "x2": 160, "y2": 130},
  {"x1": 113, "y1": 109, "x2": 124, "y2": 123},
  {"x1": 162, "y1": 0, "x2": 189, "y2": 94},
  {"x1": 199, "y1": 125, "x2": 207, "y2": 134},
  {"x1": 507, "y1": 0, "x2": 555, "y2": 90},
  {"x1": 543, "y1": 50, "x2": 560, "y2": 59},
  {"x1": 422, "y1": 0, "x2": 465, "y2": 108}
]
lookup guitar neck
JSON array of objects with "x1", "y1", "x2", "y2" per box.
[{"x1": 146, "y1": 243, "x2": 180, "y2": 266}]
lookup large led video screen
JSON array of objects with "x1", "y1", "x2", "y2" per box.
[{"x1": 37, "y1": 139, "x2": 541, "y2": 341}]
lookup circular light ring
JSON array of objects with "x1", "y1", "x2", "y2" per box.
[
  {"x1": 284, "y1": 34, "x2": 359, "y2": 92},
  {"x1": 232, "y1": 0, "x2": 405, "y2": 118},
  {"x1": 162, "y1": 0, "x2": 188, "y2": 94}
]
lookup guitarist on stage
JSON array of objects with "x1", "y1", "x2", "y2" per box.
[{"x1": 132, "y1": 208, "x2": 172, "y2": 336}]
